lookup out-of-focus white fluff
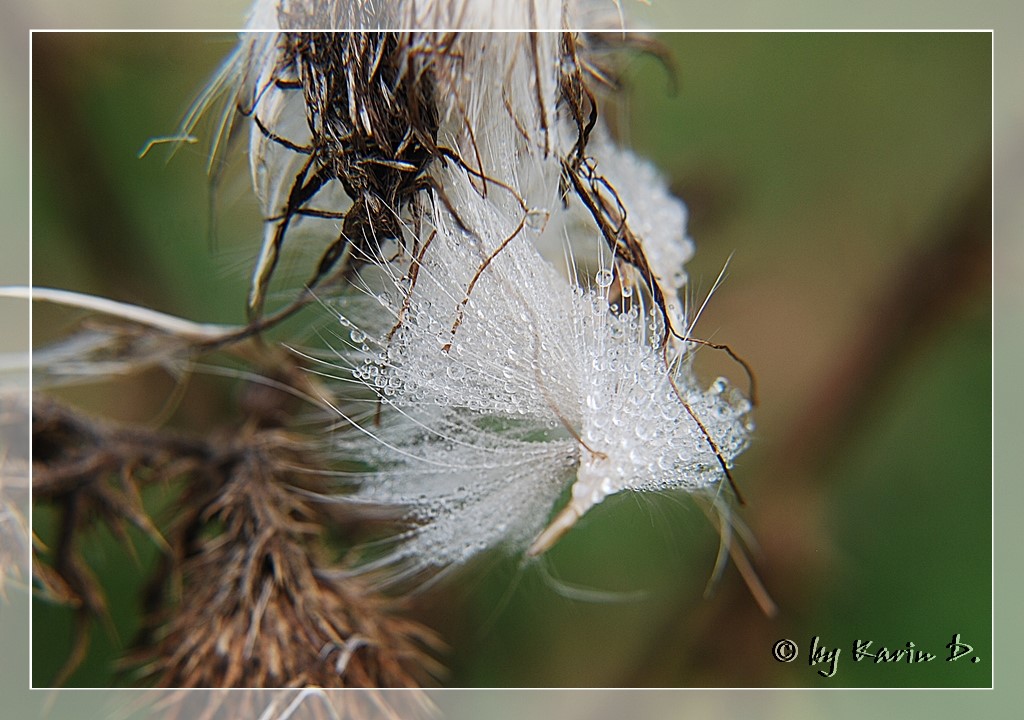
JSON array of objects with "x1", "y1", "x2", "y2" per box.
[{"x1": 243, "y1": 0, "x2": 611, "y2": 30}]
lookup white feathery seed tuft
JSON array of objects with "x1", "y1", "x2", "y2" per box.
[
  {"x1": 321, "y1": 205, "x2": 752, "y2": 578},
  {"x1": 202, "y1": 0, "x2": 756, "y2": 584}
]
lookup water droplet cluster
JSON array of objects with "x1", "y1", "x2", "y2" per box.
[
  {"x1": 242, "y1": 29, "x2": 754, "y2": 580},
  {"x1": 326, "y1": 175, "x2": 752, "y2": 574}
]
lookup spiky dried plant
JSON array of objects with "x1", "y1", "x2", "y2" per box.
[
  {"x1": 32, "y1": 383, "x2": 441, "y2": 690},
  {"x1": 130, "y1": 425, "x2": 441, "y2": 689},
  {"x1": 211, "y1": 5, "x2": 763, "y2": 593}
]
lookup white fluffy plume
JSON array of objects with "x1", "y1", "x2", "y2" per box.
[{"x1": 201, "y1": 0, "x2": 755, "y2": 583}]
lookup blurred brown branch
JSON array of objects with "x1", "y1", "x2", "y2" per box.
[{"x1": 625, "y1": 162, "x2": 991, "y2": 686}]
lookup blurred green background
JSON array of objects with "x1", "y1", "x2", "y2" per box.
[{"x1": 30, "y1": 32, "x2": 991, "y2": 691}]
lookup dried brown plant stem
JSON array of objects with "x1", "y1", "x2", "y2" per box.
[{"x1": 33, "y1": 396, "x2": 210, "y2": 685}]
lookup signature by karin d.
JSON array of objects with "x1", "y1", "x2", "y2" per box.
[{"x1": 771, "y1": 634, "x2": 981, "y2": 678}]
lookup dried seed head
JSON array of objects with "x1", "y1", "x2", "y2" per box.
[
  {"x1": 193, "y1": 1, "x2": 755, "y2": 591},
  {"x1": 132, "y1": 430, "x2": 441, "y2": 688}
]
